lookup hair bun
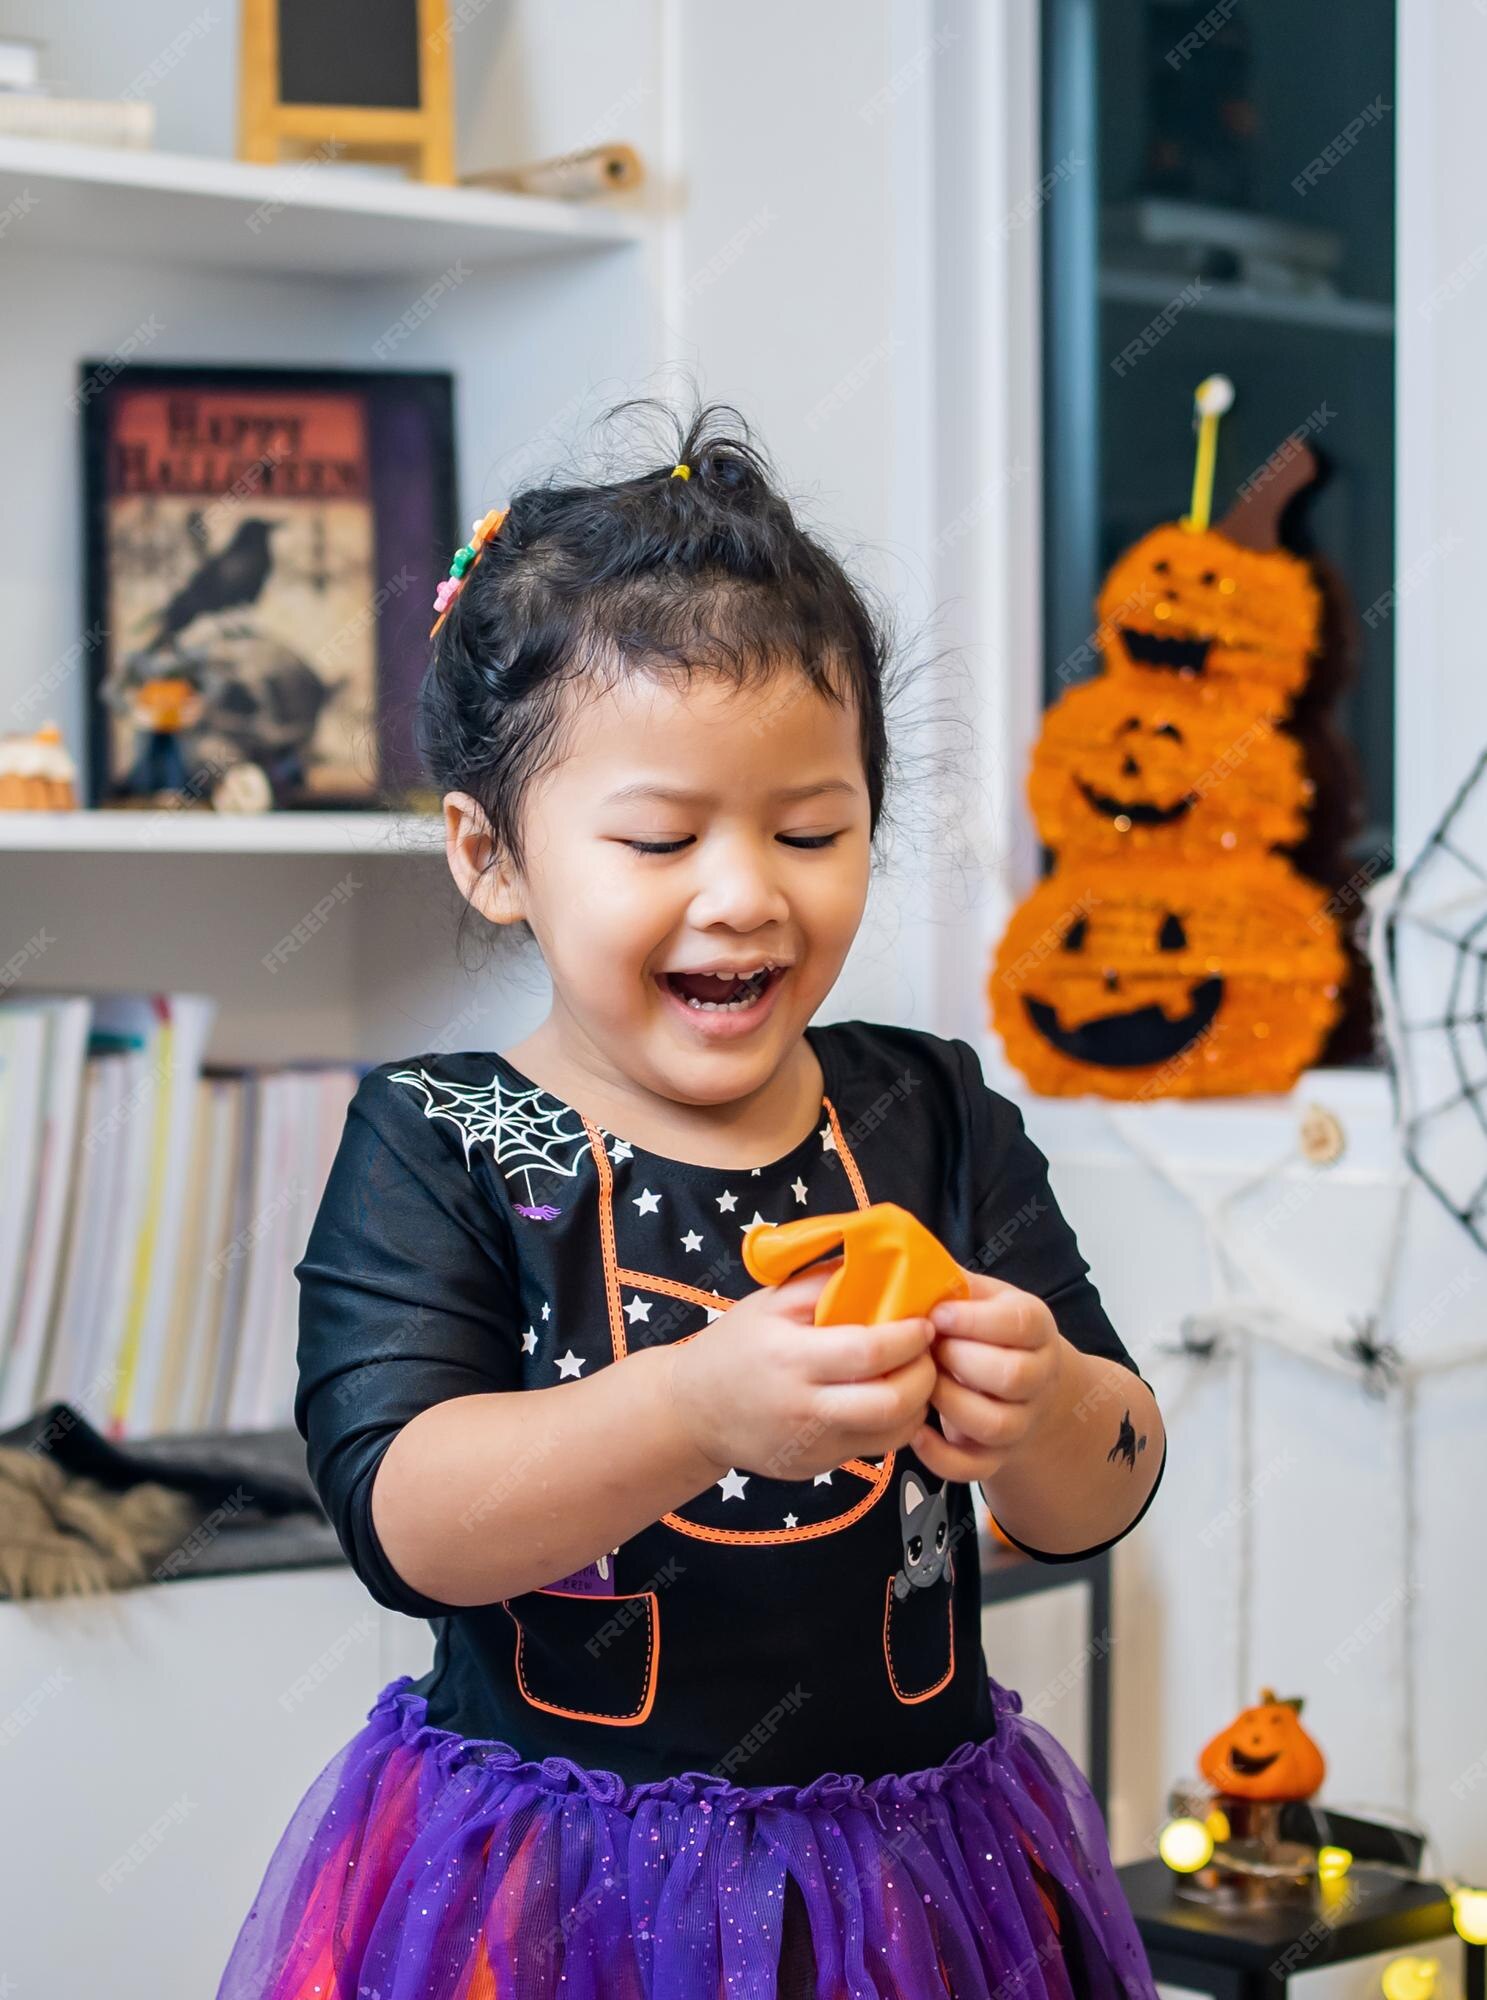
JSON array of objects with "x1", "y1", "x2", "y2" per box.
[{"x1": 694, "y1": 445, "x2": 756, "y2": 497}]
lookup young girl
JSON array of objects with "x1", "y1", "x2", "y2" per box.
[{"x1": 216, "y1": 405, "x2": 1166, "y2": 2000}]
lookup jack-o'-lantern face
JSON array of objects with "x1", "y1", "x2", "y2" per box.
[
  {"x1": 1097, "y1": 524, "x2": 1321, "y2": 714},
  {"x1": 1198, "y1": 1688, "x2": 1326, "y2": 1802},
  {"x1": 989, "y1": 854, "x2": 1345, "y2": 1098},
  {"x1": 1028, "y1": 675, "x2": 1311, "y2": 859}
]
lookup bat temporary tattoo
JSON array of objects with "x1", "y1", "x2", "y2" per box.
[{"x1": 1107, "y1": 1408, "x2": 1148, "y2": 1470}]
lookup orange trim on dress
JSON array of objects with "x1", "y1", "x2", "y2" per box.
[
  {"x1": 579, "y1": 1092, "x2": 895, "y2": 1547},
  {"x1": 504, "y1": 1586, "x2": 660, "y2": 1726},
  {"x1": 882, "y1": 1569, "x2": 956, "y2": 1704}
]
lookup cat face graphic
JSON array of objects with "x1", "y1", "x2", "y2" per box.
[{"x1": 894, "y1": 1468, "x2": 950, "y2": 1597}]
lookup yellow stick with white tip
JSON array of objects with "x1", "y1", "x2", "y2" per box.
[{"x1": 1183, "y1": 374, "x2": 1235, "y2": 532}]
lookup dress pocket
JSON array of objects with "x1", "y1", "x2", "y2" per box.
[
  {"x1": 503, "y1": 1585, "x2": 660, "y2": 1726},
  {"x1": 882, "y1": 1562, "x2": 955, "y2": 1704}
]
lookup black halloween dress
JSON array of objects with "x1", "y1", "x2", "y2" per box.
[{"x1": 215, "y1": 1019, "x2": 1165, "y2": 2000}]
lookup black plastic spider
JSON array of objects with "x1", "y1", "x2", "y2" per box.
[{"x1": 1335, "y1": 1316, "x2": 1404, "y2": 1397}]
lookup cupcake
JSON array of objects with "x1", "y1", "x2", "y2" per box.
[{"x1": 0, "y1": 723, "x2": 79, "y2": 810}]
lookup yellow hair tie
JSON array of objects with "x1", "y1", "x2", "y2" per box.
[{"x1": 670, "y1": 463, "x2": 691, "y2": 479}]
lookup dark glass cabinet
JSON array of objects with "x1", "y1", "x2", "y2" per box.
[{"x1": 1040, "y1": 0, "x2": 1396, "y2": 880}]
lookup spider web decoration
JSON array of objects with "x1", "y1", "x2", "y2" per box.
[
  {"x1": 1374, "y1": 743, "x2": 1487, "y2": 1257},
  {"x1": 389, "y1": 1065, "x2": 599, "y2": 1220}
]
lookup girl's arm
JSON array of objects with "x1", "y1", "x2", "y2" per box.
[
  {"x1": 297, "y1": 1071, "x2": 714, "y2": 1621},
  {"x1": 369, "y1": 1345, "x2": 724, "y2": 1606},
  {"x1": 926, "y1": 1040, "x2": 1167, "y2": 1561},
  {"x1": 973, "y1": 1342, "x2": 1164, "y2": 1558}
]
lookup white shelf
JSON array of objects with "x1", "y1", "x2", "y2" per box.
[
  {"x1": 0, "y1": 809, "x2": 446, "y2": 856},
  {"x1": 0, "y1": 135, "x2": 647, "y2": 277},
  {"x1": 1100, "y1": 268, "x2": 1395, "y2": 336}
]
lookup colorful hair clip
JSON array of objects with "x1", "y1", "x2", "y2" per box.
[
  {"x1": 670, "y1": 463, "x2": 690, "y2": 479},
  {"x1": 430, "y1": 505, "x2": 508, "y2": 639}
]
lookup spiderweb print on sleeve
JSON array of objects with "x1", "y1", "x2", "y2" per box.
[
  {"x1": 388, "y1": 1066, "x2": 600, "y2": 1220},
  {"x1": 1373, "y1": 742, "x2": 1487, "y2": 1257}
]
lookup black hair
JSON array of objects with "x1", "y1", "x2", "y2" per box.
[{"x1": 415, "y1": 397, "x2": 917, "y2": 956}]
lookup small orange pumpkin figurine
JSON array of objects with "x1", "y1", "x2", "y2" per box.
[{"x1": 1198, "y1": 1687, "x2": 1326, "y2": 1802}]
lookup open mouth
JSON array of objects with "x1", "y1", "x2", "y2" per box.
[
  {"x1": 1076, "y1": 778, "x2": 1197, "y2": 827},
  {"x1": 658, "y1": 965, "x2": 787, "y2": 1017},
  {"x1": 1120, "y1": 627, "x2": 1212, "y2": 674},
  {"x1": 1226, "y1": 1748, "x2": 1279, "y2": 1778},
  {"x1": 1023, "y1": 976, "x2": 1224, "y2": 1067}
]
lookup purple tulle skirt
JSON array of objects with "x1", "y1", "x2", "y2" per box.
[{"x1": 215, "y1": 1673, "x2": 1156, "y2": 2000}]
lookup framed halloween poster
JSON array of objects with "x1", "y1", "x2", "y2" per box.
[{"x1": 80, "y1": 363, "x2": 456, "y2": 810}]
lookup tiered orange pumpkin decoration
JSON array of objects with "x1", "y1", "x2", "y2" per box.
[
  {"x1": 1198, "y1": 1687, "x2": 1326, "y2": 1804},
  {"x1": 992, "y1": 382, "x2": 1348, "y2": 1098}
]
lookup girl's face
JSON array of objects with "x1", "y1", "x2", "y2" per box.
[{"x1": 448, "y1": 663, "x2": 872, "y2": 1110}]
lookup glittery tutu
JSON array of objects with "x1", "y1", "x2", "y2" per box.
[{"x1": 215, "y1": 1673, "x2": 1156, "y2": 2000}]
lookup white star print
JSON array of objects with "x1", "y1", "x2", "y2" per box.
[
  {"x1": 716, "y1": 1189, "x2": 738, "y2": 1213},
  {"x1": 751, "y1": 1167, "x2": 762, "y2": 1176},
  {"x1": 520, "y1": 1325, "x2": 537, "y2": 1354},
  {"x1": 819, "y1": 1122, "x2": 837, "y2": 1152},
  {"x1": 541, "y1": 1302, "x2": 551, "y2": 1320},
  {"x1": 792, "y1": 1177, "x2": 808, "y2": 1204},
  {"x1": 814, "y1": 1471, "x2": 833, "y2": 1486},
  {"x1": 611, "y1": 1138, "x2": 634, "y2": 1162},
  {"x1": 555, "y1": 1348, "x2": 585, "y2": 1379},
  {"x1": 717, "y1": 1468, "x2": 749, "y2": 1501},
  {"x1": 703, "y1": 1305, "x2": 724, "y2": 1323},
  {"x1": 681, "y1": 1230, "x2": 703, "y2": 1252},
  {"x1": 743, "y1": 1211, "x2": 773, "y2": 1233},
  {"x1": 633, "y1": 1187, "x2": 661, "y2": 1216},
  {"x1": 624, "y1": 1295, "x2": 653, "y2": 1324},
  {"x1": 783, "y1": 1512, "x2": 799, "y2": 1528}
]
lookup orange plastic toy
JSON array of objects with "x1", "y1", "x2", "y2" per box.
[{"x1": 741, "y1": 1201, "x2": 971, "y2": 1326}]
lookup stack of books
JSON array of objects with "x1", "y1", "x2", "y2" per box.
[
  {"x1": 0, "y1": 33, "x2": 156, "y2": 149},
  {"x1": 0, "y1": 992, "x2": 362, "y2": 1440}
]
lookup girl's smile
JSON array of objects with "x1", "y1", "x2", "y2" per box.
[{"x1": 656, "y1": 959, "x2": 792, "y2": 1040}]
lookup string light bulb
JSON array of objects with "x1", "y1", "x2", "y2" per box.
[
  {"x1": 1451, "y1": 1888, "x2": 1487, "y2": 1945},
  {"x1": 1158, "y1": 1817, "x2": 1215, "y2": 1873},
  {"x1": 1380, "y1": 1957, "x2": 1438, "y2": 2000}
]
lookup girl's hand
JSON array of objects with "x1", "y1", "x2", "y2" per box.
[
  {"x1": 907, "y1": 1271, "x2": 1066, "y2": 1483},
  {"x1": 665, "y1": 1256, "x2": 939, "y2": 1483}
]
